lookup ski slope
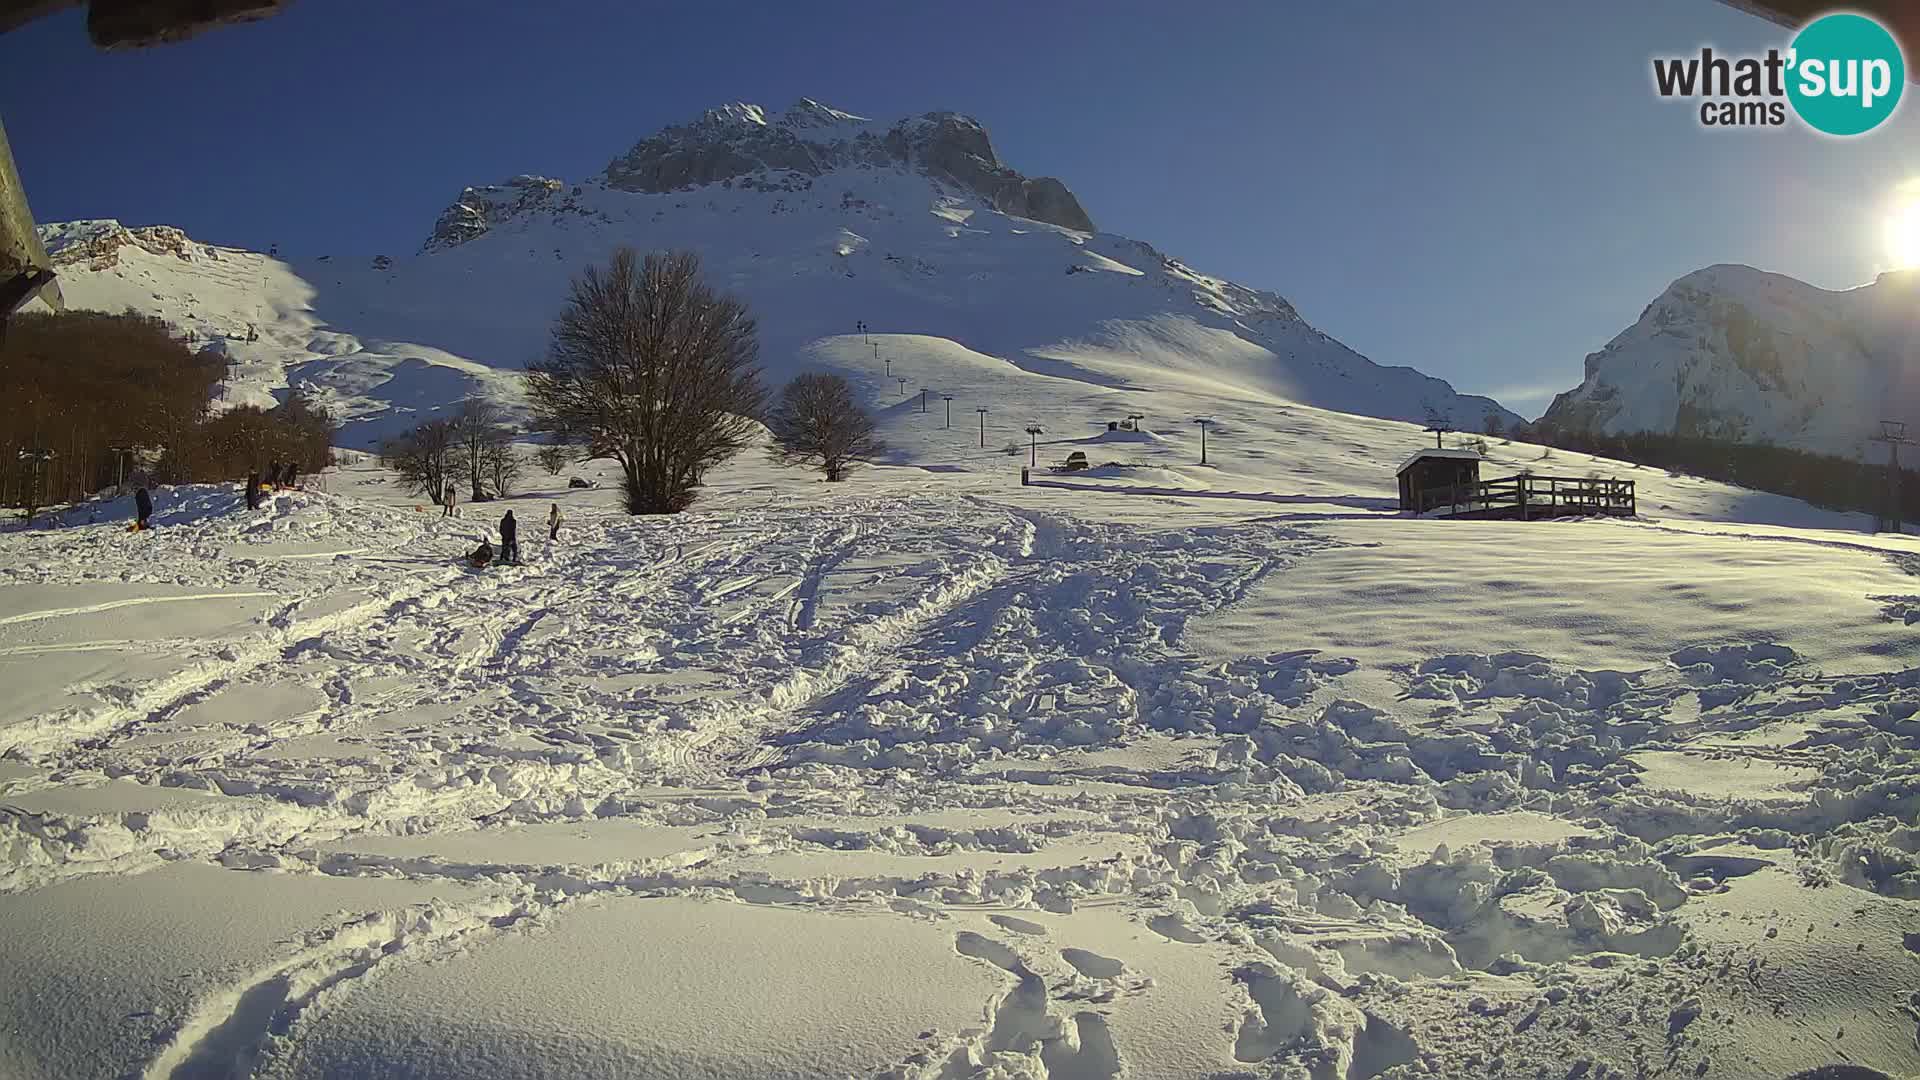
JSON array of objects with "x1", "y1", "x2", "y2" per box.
[{"x1": 2, "y1": 399, "x2": 1918, "y2": 1078}]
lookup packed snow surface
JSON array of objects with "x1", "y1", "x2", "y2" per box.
[{"x1": 3, "y1": 381, "x2": 1919, "y2": 1079}]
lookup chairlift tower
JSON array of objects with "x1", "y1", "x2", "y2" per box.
[
  {"x1": 1424, "y1": 423, "x2": 1455, "y2": 449},
  {"x1": 106, "y1": 444, "x2": 134, "y2": 489},
  {"x1": 1192, "y1": 417, "x2": 1215, "y2": 465},
  {"x1": 976, "y1": 406, "x2": 989, "y2": 448},
  {"x1": 1871, "y1": 419, "x2": 1914, "y2": 532},
  {"x1": 1024, "y1": 425, "x2": 1043, "y2": 467},
  {"x1": 17, "y1": 447, "x2": 55, "y2": 516},
  {"x1": 919, "y1": 388, "x2": 932, "y2": 414},
  {"x1": 941, "y1": 395, "x2": 954, "y2": 428}
]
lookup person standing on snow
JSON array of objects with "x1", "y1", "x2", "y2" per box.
[
  {"x1": 286, "y1": 463, "x2": 299, "y2": 490},
  {"x1": 245, "y1": 471, "x2": 260, "y2": 510},
  {"x1": 134, "y1": 485, "x2": 153, "y2": 531},
  {"x1": 500, "y1": 509, "x2": 519, "y2": 565},
  {"x1": 548, "y1": 503, "x2": 561, "y2": 542},
  {"x1": 443, "y1": 481, "x2": 457, "y2": 518}
]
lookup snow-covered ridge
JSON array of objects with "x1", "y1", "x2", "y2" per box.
[
  {"x1": 37, "y1": 97, "x2": 1522, "y2": 444},
  {"x1": 40, "y1": 219, "x2": 221, "y2": 270},
  {"x1": 1541, "y1": 262, "x2": 1920, "y2": 456},
  {"x1": 425, "y1": 99, "x2": 1097, "y2": 255},
  {"x1": 578, "y1": 98, "x2": 1089, "y2": 238}
]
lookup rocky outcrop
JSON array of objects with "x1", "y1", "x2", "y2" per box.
[
  {"x1": 39, "y1": 220, "x2": 210, "y2": 270},
  {"x1": 421, "y1": 176, "x2": 571, "y2": 253},
  {"x1": 601, "y1": 100, "x2": 1095, "y2": 233}
]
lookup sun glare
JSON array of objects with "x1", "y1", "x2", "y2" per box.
[{"x1": 1885, "y1": 196, "x2": 1920, "y2": 269}]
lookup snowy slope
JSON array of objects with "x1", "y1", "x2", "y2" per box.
[
  {"x1": 1, "y1": 432, "x2": 1918, "y2": 1079},
  {"x1": 1541, "y1": 263, "x2": 1920, "y2": 456},
  {"x1": 37, "y1": 100, "x2": 1521, "y2": 447}
]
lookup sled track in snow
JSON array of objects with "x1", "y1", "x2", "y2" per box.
[
  {"x1": 789, "y1": 523, "x2": 861, "y2": 631},
  {"x1": 723, "y1": 548, "x2": 1011, "y2": 774},
  {"x1": 0, "y1": 572, "x2": 466, "y2": 762},
  {"x1": 140, "y1": 895, "x2": 550, "y2": 1080},
  {"x1": 0, "y1": 591, "x2": 280, "y2": 628}
]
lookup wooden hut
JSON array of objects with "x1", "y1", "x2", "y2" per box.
[{"x1": 1397, "y1": 448, "x2": 1483, "y2": 512}]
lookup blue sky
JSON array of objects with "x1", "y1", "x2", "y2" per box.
[{"x1": 4, "y1": 0, "x2": 1918, "y2": 417}]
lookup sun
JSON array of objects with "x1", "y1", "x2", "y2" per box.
[{"x1": 1885, "y1": 196, "x2": 1920, "y2": 269}]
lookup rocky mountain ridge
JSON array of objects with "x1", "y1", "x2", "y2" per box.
[{"x1": 423, "y1": 99, "x2": 1094, "y2": 254}]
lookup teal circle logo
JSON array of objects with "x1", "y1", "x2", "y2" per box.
[{"x1": 1787, "y1": 13, "x2": 1905, "y2": 136}]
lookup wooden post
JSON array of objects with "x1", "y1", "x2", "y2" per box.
[{"x1": 1517, "y1": 477, "x2": 1528, "y2": 521}]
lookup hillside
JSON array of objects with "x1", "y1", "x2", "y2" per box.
[
  {"x1": 1542, "y1": 263, "x2": 1920, "y2": 456},
  {"x1": 37, "y1": 100, "x2": 1521, "y2": 448}
]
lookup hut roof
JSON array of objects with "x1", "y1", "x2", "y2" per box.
[{"x1": 1395, "y1": 447, "x2": 1483, "y2": 474}]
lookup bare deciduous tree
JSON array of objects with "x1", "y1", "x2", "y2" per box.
[
  {"x1": 485, "y1": 442, "x2": 524, "y2": 498},
  {"x1": 380, "y1": 419, "x2": 458, "y2": 503},
  {"x1": 766, "y1": 372, "x2": 885, "y2": 482},
  {"x1": 451, "y1": 397, "x2": 516, "y2": 502},
  {"x1": 533, "y1": 443, "x2": 571, "y2": 476},
  {"x1": 526, "y1": 249, "x2": 764, "y2": 514}
]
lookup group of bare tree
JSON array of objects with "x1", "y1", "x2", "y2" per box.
[
  {"x1": 1, "y1": 310, "x2": 335, "y2": 512},
  {"x1": 381, "y1": 398, "x2": 524, "y2": 504},
  {"x1": 524, "y1": 248, "x2": 883, "y2": 515}
]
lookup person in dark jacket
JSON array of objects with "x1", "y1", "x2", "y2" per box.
[
  {"x1": 469, "y1": 538, "x2": 493, "y2": 569},
  {"x1": 267, "y1": 462, "x2": 282, "y2": 488},
  {"x1": 134, "y1": 486, "x2": 153, "y2": 531},
  {"x1": 548, "y1": 503, "x2": 561, "y2": 541},
  {"x1": 245, "y1": 472, "x2": 260, "y2": 510},
  {"x1": 285, "y1": 463, "x2": 299, "y2": 489},
  {"x1": 499, "y1": 509, "x2": 519, "y2": 565}
]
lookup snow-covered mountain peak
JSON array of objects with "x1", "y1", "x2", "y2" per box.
[
  {"x1": 592, "y1": 99, "x2": 1095, "y2": 234},
  {"x1": 1542, "y1": 261, "x2": 1920, "y2": 454},
  {"x1": 701, "y1": 101, "x2": 769, "y2": 128},
  {"x1": 780, "y1": 97, "x2": 871, "y2": 128}
]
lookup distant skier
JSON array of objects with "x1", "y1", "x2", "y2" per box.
[
  {"x1": 244, "y1": 471, "x2": 260, "y2": 510},
  {"x1": 468, "y1": 538, "x2": 493, "y2": 569},
  {"x1": 499, "y1": 509, "x2": 519, "y2": 565},
  {"x1": 134, "y1": 486, "x2": 153, "y2": 531},
  {"x1": 443, "y1": 481, "x2": 457, "y2": 518},
  {"x1": 548, "y1": 503, "x2": 561, "y2": 542}
]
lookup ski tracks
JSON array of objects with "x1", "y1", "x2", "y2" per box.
[{"x1": 0, "y1": 571, "x2": 465, "y2": 763}]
